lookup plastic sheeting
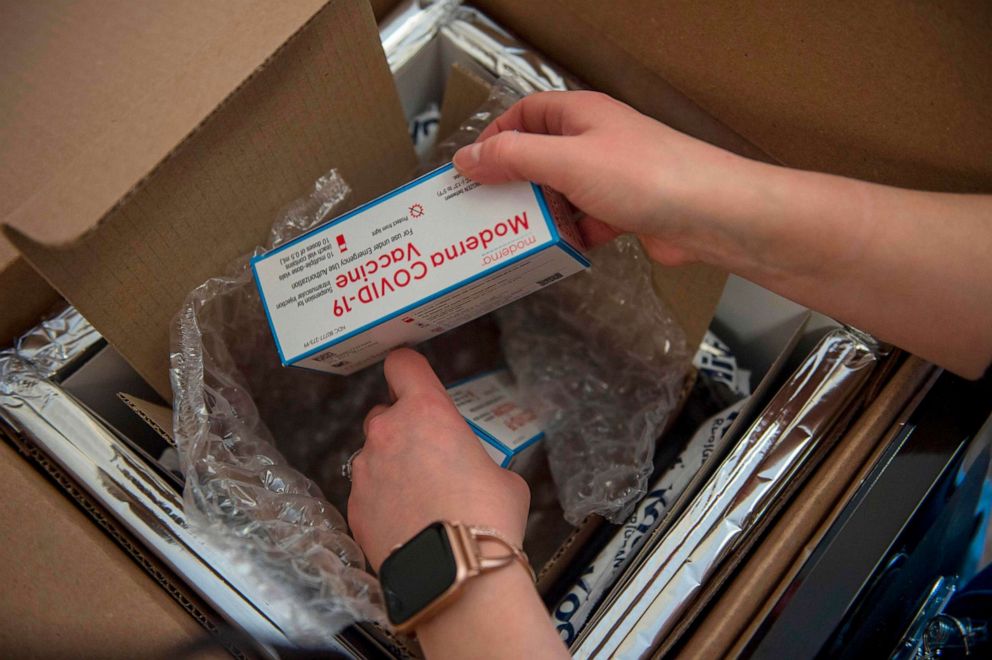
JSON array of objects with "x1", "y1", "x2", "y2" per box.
[
  {"x1": 170, "y1": 172, "x2": 387, "y2": 641},
  {"x1": 498, "y1": 237, "x2": 691, "y2": 525}
]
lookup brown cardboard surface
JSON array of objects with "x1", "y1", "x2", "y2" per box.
[
  {"x1": 474, "y1": 0, "x2": 775, "y2": 164},
  {"x1": 435, "y1": 63, "x2": 495, "y2": 145},
  {"x1": 370, "y1": 0, "x2": 401, "y2": 21},
  {"x1": 0, "y1": 441, "x2": 224, "y2": 659},
  {"x1": 0, "y1": 256, "x2": 61, "y2": 345},
  {"x1": 677, "y1": 357, "x2": 937, "y2": 659},
  {"x1": 5, "y1": 0, "x2": 417, "y2": 398},
  {"x1": 479, "y1": 1, "x2": 992, "y2": 192},
  {"x1": 650, "y1": 261, "x2": 726, "y2": 356},
  {"x1": 0, "y1": 0, "x2": 335, "y2": 343},
  {"x1": 0, "y1": 0, "x2": 327, "y2": 245}
]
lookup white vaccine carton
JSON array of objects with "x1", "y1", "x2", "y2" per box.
[
  {"x1": 447, "y1": 369, "x2": 544, "y2": 470},
  {"x1": 252, "y1": 163, "x2": 588, "y2": 374}
]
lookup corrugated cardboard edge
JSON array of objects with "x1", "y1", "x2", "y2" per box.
[
  {"x1": 0, "y1": 427, "x2": 250, "y2": 659},
  {"x1": 674, "y1": 356, "x2": 938, "y2": 659},
  {"x1": 651, "y1": 347, "x2": 911, "y2": 657},
  {"x1": 119, "y1": 393, "x2": 175, "y2": 447}
]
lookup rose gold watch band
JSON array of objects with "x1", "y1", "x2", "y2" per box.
[
  {"x1": 385, "y1": 520, "x2": 537, "y2": 635},
  {"x1": 455, "y1": 522, "x2": 536, "y2": 582}
]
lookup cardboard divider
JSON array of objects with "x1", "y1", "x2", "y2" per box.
[
  {"x1": 0, "y1": 0, "x2": 334, "y2": 345},
  {"x1": 651, "y1": 349, "x2": 913, "y2": 656},
  {"x1": 730, "y1": 362, "x2": 945, "y2": 657}
]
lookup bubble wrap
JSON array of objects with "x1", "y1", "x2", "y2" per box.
[
  {"x1": 170, "y1": 171, "x2": 387, "y2": 642},
  {"x1": 497, "y1": 236, "x2": 691, "y2": 525}
]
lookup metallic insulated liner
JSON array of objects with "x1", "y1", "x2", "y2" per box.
[
  {"x1": 382, "y1": 0, "x2": 582, "y2": 94},
  {"x1": 0, "y1": 309, "x2": 298, "y2": 658},
  {"x1": 6, "y1": 305, "x2": 102, "y2": 378},
  {"x1": 573, "y1": 328, "x2": 881, "y2": 659}
]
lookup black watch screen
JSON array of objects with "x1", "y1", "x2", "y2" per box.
[{"x1": 379, "y1": 522, "x2": 459, "y2": 626}]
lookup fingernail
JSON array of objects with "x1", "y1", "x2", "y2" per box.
[{"x1": 454, "y1": 142, "x2": 482, "y2": 169}]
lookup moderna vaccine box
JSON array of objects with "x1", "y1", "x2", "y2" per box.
[
  {"x1": 251, "y1": 163, "x2": 588, "y2": 374},
  {"x1": 447, "y1": 369, "x2": 544, "y2": 470}
]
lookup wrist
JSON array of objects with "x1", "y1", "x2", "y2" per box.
[
  {"x1": 415, "y1": 557, "x2": 553, "y2": 658},
  {"x1": 646, "y1": 144, "x2": 771, "y2": 269},
  {"x1": 664, "y1": 150, "x2": 823, "y2": 279}
]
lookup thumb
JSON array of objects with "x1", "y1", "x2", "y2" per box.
[{"x1": 453, "y1": 131, "x2": 575, "y2": 191}]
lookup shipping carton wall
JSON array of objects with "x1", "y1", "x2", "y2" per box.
[{"x1": 474, "y1": 0, "x2": 992, "y2": 192}]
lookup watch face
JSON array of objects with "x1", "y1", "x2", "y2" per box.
[{"x1": 380, "y1": 522, "x2": 458, "y2": 626}]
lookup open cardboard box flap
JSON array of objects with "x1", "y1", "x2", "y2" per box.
[
  {"x1": 0, "y1": 0, "x2": 334, "y2": 344},
  {"x1": 3, "y1": 0, "x2": 419, "y2": 398}
]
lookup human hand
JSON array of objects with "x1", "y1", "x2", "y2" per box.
[
  {"x1": 347, "y1": 349, "x2": 530, "y2": 571},
  {"x1": 453, "y1": 90, "x2": 764, "y2": 267}
]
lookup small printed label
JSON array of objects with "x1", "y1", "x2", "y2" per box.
[{"x1": 447, "y1": 369, "x2": 544, "y2": 461}]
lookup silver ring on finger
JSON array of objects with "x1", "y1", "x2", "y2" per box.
[{"x1": 342, "y1": 449, "x2": 362, "y2": 482}]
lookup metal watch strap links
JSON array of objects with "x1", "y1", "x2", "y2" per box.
[{"x1": 453, "y1": 522, "x2": 536, "y2": 583}]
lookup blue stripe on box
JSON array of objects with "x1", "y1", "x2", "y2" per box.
[
  {"x1": 465, "y1": 418, "x2": 513, "y2": 455},
  {"x1": 251, "y1": 259, "x2": 288, "y2": 365},
  {"x1": 465, "y1": 418, "x2": 545, "y2": 460}
]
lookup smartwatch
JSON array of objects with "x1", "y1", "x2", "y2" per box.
[{"x1": 378, "y1": 520, "x2": 535, "y2": 633}]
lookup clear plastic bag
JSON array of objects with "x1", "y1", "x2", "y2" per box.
[
  {"x1": 497, "y1": 236, "x2": 691, "y2": 525},
  {"x1": 169, "y1": 169, "x2": 509, "y2": 643},
  {"x1": 170, "y1": 171, "x2": 387, "y2": 642},
  {"x1": 434, "y1": 78, "x2": 692, "y2": 525}
]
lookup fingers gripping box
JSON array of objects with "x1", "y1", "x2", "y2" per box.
[
  {"x1": 447, "y1": 369, "x2": 544, "y2": 470},
  {"x1": 252, "y1": 163, "x2": 588, "y2": 374}
]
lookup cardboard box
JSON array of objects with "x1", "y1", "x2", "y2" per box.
[
  {"x1": 447, "y1": 368, "x2": 544, "y2": 469},
  {"x1": 252, "y1": 163, "x2": 587, "y2": 374},
  {"x1": 0, "y1": 441, "x2": 226, "y2": 658},
  {"x1": 2, "y1": 0, "x2": 991, "y2": 654}
]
